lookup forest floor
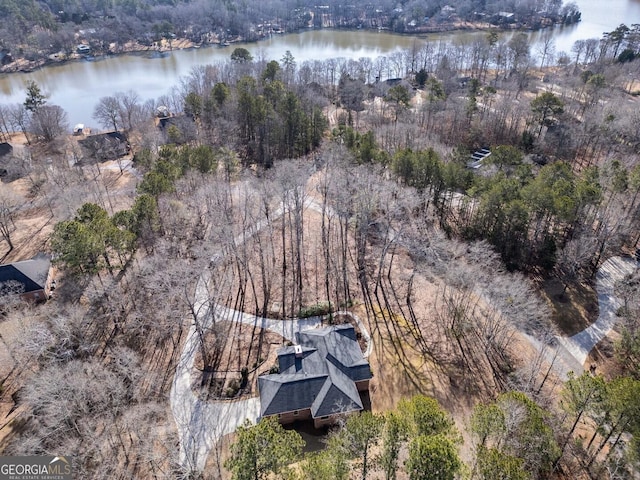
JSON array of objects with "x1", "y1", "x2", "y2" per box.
[{"x1": 540, "y1": 277, "x2": 598, "y2": 336}]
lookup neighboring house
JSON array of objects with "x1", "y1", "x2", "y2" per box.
[
  {"x1": 156, "y1": 105, "x2": 170, "y2": 117},
  {"x1": 0, "y1": 253, "x2": 53, "y2": 302},
  {"x1": 467, "y1": 148, "x2": 491, "y2": 169},
  {"x1": 0, "y1": 51, "x2": 13, "y2": 65},
  {"x1": 76, "y1": 44, "x2": 91, "y2": 54},
  {"x1": 258, "y1": 324, "x2": 372, "y2": 428},
  {"x1": 0, "y1": 142, "x2": 12, "y2": 157},
  {"x1": 158, "y1": 115, "x2": 197, "y2": 144},
  {"x1": 79, "y1": 132, "x2": 129, "y2": 160}
]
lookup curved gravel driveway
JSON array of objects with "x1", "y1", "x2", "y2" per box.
[
  {"x1": 170, "y1": 294, "x2": 371, "y2": 472},
  {"x1": 556, "y1": 255, "x2": 638, "y2": 366},
  {"x1": 171, "y1": 237, "x2": 635, "y2": 472},
  {"x1": 169, "y1": 193, "x2": 371, "y2": 474}
]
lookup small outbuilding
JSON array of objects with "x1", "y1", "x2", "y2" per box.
[{"x1": 76, "y1": 44, "x2": 91, "y2": 54}]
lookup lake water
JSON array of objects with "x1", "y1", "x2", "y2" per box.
[{"x1": 1, "y1": 0, "x2": 639, "y2": 126}]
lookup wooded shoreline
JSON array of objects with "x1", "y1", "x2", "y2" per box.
[{"x1": 0, "y1": 19, "x2": 565, "y2": 76}]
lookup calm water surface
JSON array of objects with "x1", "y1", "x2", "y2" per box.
[{"x1": 1, "y1": 0, "x2": 638, "y2": 125}]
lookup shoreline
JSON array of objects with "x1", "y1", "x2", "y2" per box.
[
  {"x1": 0, "y1": 38, "x2": 198, "y2": 75},
  {"x1": 0, "y1": 20, "x2": 571, "y2": 76}
]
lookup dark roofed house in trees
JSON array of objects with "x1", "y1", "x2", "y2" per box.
[
  {"x1": 258, "y1": 324, "x2": 372, "y2": 428},
  {"x1": 0, "y1": 143, "x2": 12, "y2": 157},
  {"x1": 0, "y1": 51, "x2": 13, "y2": 66},
  {"x1": 79, "y1": 132, "x2": 130, "y2": 160},
  {"x1": 158, "y1": 115, "x2": 197, "y2": 145},
  {"x1": 0, "y1": 253, "x2": 52, "y2": 302}
]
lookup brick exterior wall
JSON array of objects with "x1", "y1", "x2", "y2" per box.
[{"x1": 276, "y1": 408, "x2": 312, "y2": 425}]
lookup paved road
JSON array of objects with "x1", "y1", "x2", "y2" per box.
[
  {"x1": 556, "y1": 256, "x2": 638, "y2": 366},
  {"x1": 514, "y1": 256, "x2": 639, "y2": 383},
  {"x1": 523, "y1": 255, "x2": 638, "y2": 381}
]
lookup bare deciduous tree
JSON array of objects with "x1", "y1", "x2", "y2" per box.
[
  {"x1": 29, "y1": 104, "x2": 69, "y2": 142},
  {"x1": 0, "y1": 190, "x2": 19, "y2": 258}
]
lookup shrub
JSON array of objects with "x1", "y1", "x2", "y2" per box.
[{"x1": 298, "y1": 302, "x2": 332, "y2": 318}]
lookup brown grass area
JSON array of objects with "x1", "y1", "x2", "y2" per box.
[
  {"x1": 1, "y1": 154, "x2": 138, "y2": 264},
  {"x1": 365, "y1": 275, "x2": 449, "y2": 413},
  {"x1": 539, "y1": 277, "x2": 598, "y2": 336},
  {"x1": 193, "y1": 323, "x2": 286, "y2": 399},
  {"x1": 585, "y1": 334, "x2": 624, "y2": 379},
  {"x1": 1, "y1": 182, "x2": 53, "y2": 263},
  {"x1": 0, "y1": 314, "x2": 33, "y2": 450}
]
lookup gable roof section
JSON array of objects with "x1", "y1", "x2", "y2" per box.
[
  {"x1": 259, "y1": 374, "x2": 328, "y2": 416},
  {"x1": 0, "y1": 254, "x2": 50, "y2": 294},
  {"x1": 277, "y1": 345, "x2": 318, "y2": 372},
  {"x1": 310, "y1": 361, "x2": 363, "y2": 418},
  {"x1": 258, "y1": 324, "x2": 371, "y2": 419},
  {"x1": 311, "y1": 382, "x2": 362, "y2": 418}
]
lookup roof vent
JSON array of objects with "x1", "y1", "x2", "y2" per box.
[{"x1": 294, "y1": 345, "x2": 303, "y2": 358}]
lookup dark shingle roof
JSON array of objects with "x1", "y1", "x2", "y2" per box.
[
  {"x1": 258, "y1": 324, "x2": 371, "y2": 418},
  {"x1": 259, "y1": 374, "x2": 328, "y2": 416},
  {"x1": 0, "y1": 253, "x2": 50, "y2": 294},
  {"x1": 312, "y1": 381, "x2": 362, "y2": 418},
  {"x1": 0, "y1": 143, "x2": 12, "y2": 157},
  {"x1": 79, "y1": 132, "x2": 129, "y2": 160}
]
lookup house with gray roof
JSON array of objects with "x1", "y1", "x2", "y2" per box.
[
  {"x1": 0, "y1": 253, "x2": 52, "y2": 302},
  {"x1": 78, "y1": 132, "x2": 130, "y2": 161},
  {"x1": 258, "y1": 324, "x2": 372, "y2": 428}
]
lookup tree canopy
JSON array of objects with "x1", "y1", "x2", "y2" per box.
[
  {"x1": 224, "y1": 417, "x2": 304, "y2": 480},
  {"x1": 51, "y1": 203, "x2": 135, "y2": 275}
]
